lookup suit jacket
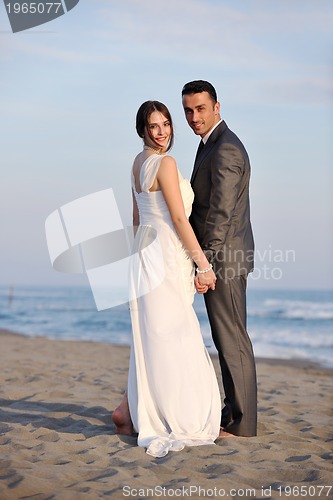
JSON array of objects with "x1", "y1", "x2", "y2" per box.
[{"x1": 190, "y1": 120, "x2": 254, "y2": 279}]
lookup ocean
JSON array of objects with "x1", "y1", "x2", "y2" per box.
[{"x1": 0, "y1": 286, "x2": 332, "y2": 369}]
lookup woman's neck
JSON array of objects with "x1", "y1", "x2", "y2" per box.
[{"x1": 143, "y1": 145, "x2": 164, "y2": 155}]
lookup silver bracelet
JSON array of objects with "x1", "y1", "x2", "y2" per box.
[{"x1": 196, "y1": 264, "x2": 213, "y2": 274}]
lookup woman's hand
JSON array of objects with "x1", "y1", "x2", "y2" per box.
[{"x1": 194, "y1": 276, "x2": 208, "y2": 294}]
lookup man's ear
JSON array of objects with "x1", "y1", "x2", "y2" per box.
[{"x1": 214, "y1": 101, "x2": 221, "y2": 115}]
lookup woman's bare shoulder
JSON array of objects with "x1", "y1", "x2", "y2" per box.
[{"x1": 159, "y1": 154, "x2": 177, "y2": 169}]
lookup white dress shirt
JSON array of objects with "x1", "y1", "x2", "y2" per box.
[{"x1": 202, "y1": 119, "x2": 222, "y2": 144}]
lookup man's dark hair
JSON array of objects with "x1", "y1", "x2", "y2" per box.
[
  {"x1": 182, "y1": 80, "x2": 217, "y2": 104},
  {"x1": 136, "y1": 100, "x2": 174, "y2": 152}
]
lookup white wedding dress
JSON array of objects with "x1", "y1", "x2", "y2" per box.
[{"x1": 127, "y1": 154, "x2": 221, "y2": 458}]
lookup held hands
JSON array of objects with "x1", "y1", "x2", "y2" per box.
[
  {"x1": 195, "y1": 267, "x2": 217, "y2": 293},
  {"x1": 194, "y1": 276, "x2": 208, "y2": 294}
]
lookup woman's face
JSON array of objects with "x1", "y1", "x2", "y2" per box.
[{"x1": 145, "y1": 111, "x2": 171, "y2": 151}]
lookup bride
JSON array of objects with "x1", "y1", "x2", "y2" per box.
[{"x1": 113, "y1": 100, "x2": 221, "y2": 458}]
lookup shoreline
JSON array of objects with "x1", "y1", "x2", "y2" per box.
[{"x1": 1, "y1": 328, "x2": 332, "y2": 499}]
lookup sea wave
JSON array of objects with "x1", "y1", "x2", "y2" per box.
[
  {"x1": 249, "y1": 299, "x2": 333, "y2": 320},
  {"x1": 1, "y1": 286, "x2": 333, "y2": 368}
]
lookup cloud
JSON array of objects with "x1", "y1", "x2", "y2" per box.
[
  {"x1": 2, "y1": 0, "x2": 332, "y2": 77},
  {"x1": 0, "y1": 33, "x2": 119, "y2": 63},
  {"x1": 257, "y1": 76, "x2": 333, "y2": 104},
  {"x1": 96, "y1": 0, "x2": 333, "y2": 68}
]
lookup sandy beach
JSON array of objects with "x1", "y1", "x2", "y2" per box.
[{"x1": 0, "y1": 328, "x2": 332, "y2": 499}]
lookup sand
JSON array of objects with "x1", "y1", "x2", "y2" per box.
[{"x1": 0, "y1": 328, "x2": 332, "y2": 499}]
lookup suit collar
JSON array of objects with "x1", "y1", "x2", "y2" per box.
[
  {"x1": 205, "y1": 120, "x2": 227, "y2": 144},
  {"x1": 190, "y1": 121, "x2": 228, "y2": 184}
]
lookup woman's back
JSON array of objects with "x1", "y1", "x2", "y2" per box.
[{"x1": 131, "y1": 153, "x2": 193, "y2": 227}]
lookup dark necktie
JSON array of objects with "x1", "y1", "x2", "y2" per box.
[{"x1": 194, "y1": 140, "x2": 204, "y2": 162}]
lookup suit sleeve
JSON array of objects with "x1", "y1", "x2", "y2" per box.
[{"x1": 202, "y1": 142, "x2": 244, "y2": 259}]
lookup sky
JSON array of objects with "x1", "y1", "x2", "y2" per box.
[{"x1": 1, "y1": 0, "x2": 333, "y2": 291}]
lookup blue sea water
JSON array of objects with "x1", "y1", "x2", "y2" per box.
[{"x1": 0, "y1": 286, "x2": 332, "y2": 369}]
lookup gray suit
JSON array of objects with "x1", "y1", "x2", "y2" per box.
[{"x1": 190, "y1": 120, "x2": 257, "y2": 436}]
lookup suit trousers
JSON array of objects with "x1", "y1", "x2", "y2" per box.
[{"x1": 204, "y1": 274, "x2": 257, "y2": 436}]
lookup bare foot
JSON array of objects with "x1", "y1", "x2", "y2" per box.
[
  {"x1": 219, "y1": 428, "x2": 243, "y2": 438},
  {"x1": 112, "y1": 395, "x2": 134, "y2": 435}
]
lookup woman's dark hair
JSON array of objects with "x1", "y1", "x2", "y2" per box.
[
  {"x1": 181, "y1": 80, "x2": 217, "y2": 104},
  {"x1": 136, "y1": 100, "x2": 174, "y2": 151}
]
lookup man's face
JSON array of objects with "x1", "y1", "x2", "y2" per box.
[{"x1": 182, "y1": 91, "x2": 220, "y2": 138}]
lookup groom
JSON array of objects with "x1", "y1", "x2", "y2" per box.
[{"x1": 182, "y1": 80, "x2": 257, "y2": 437}]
